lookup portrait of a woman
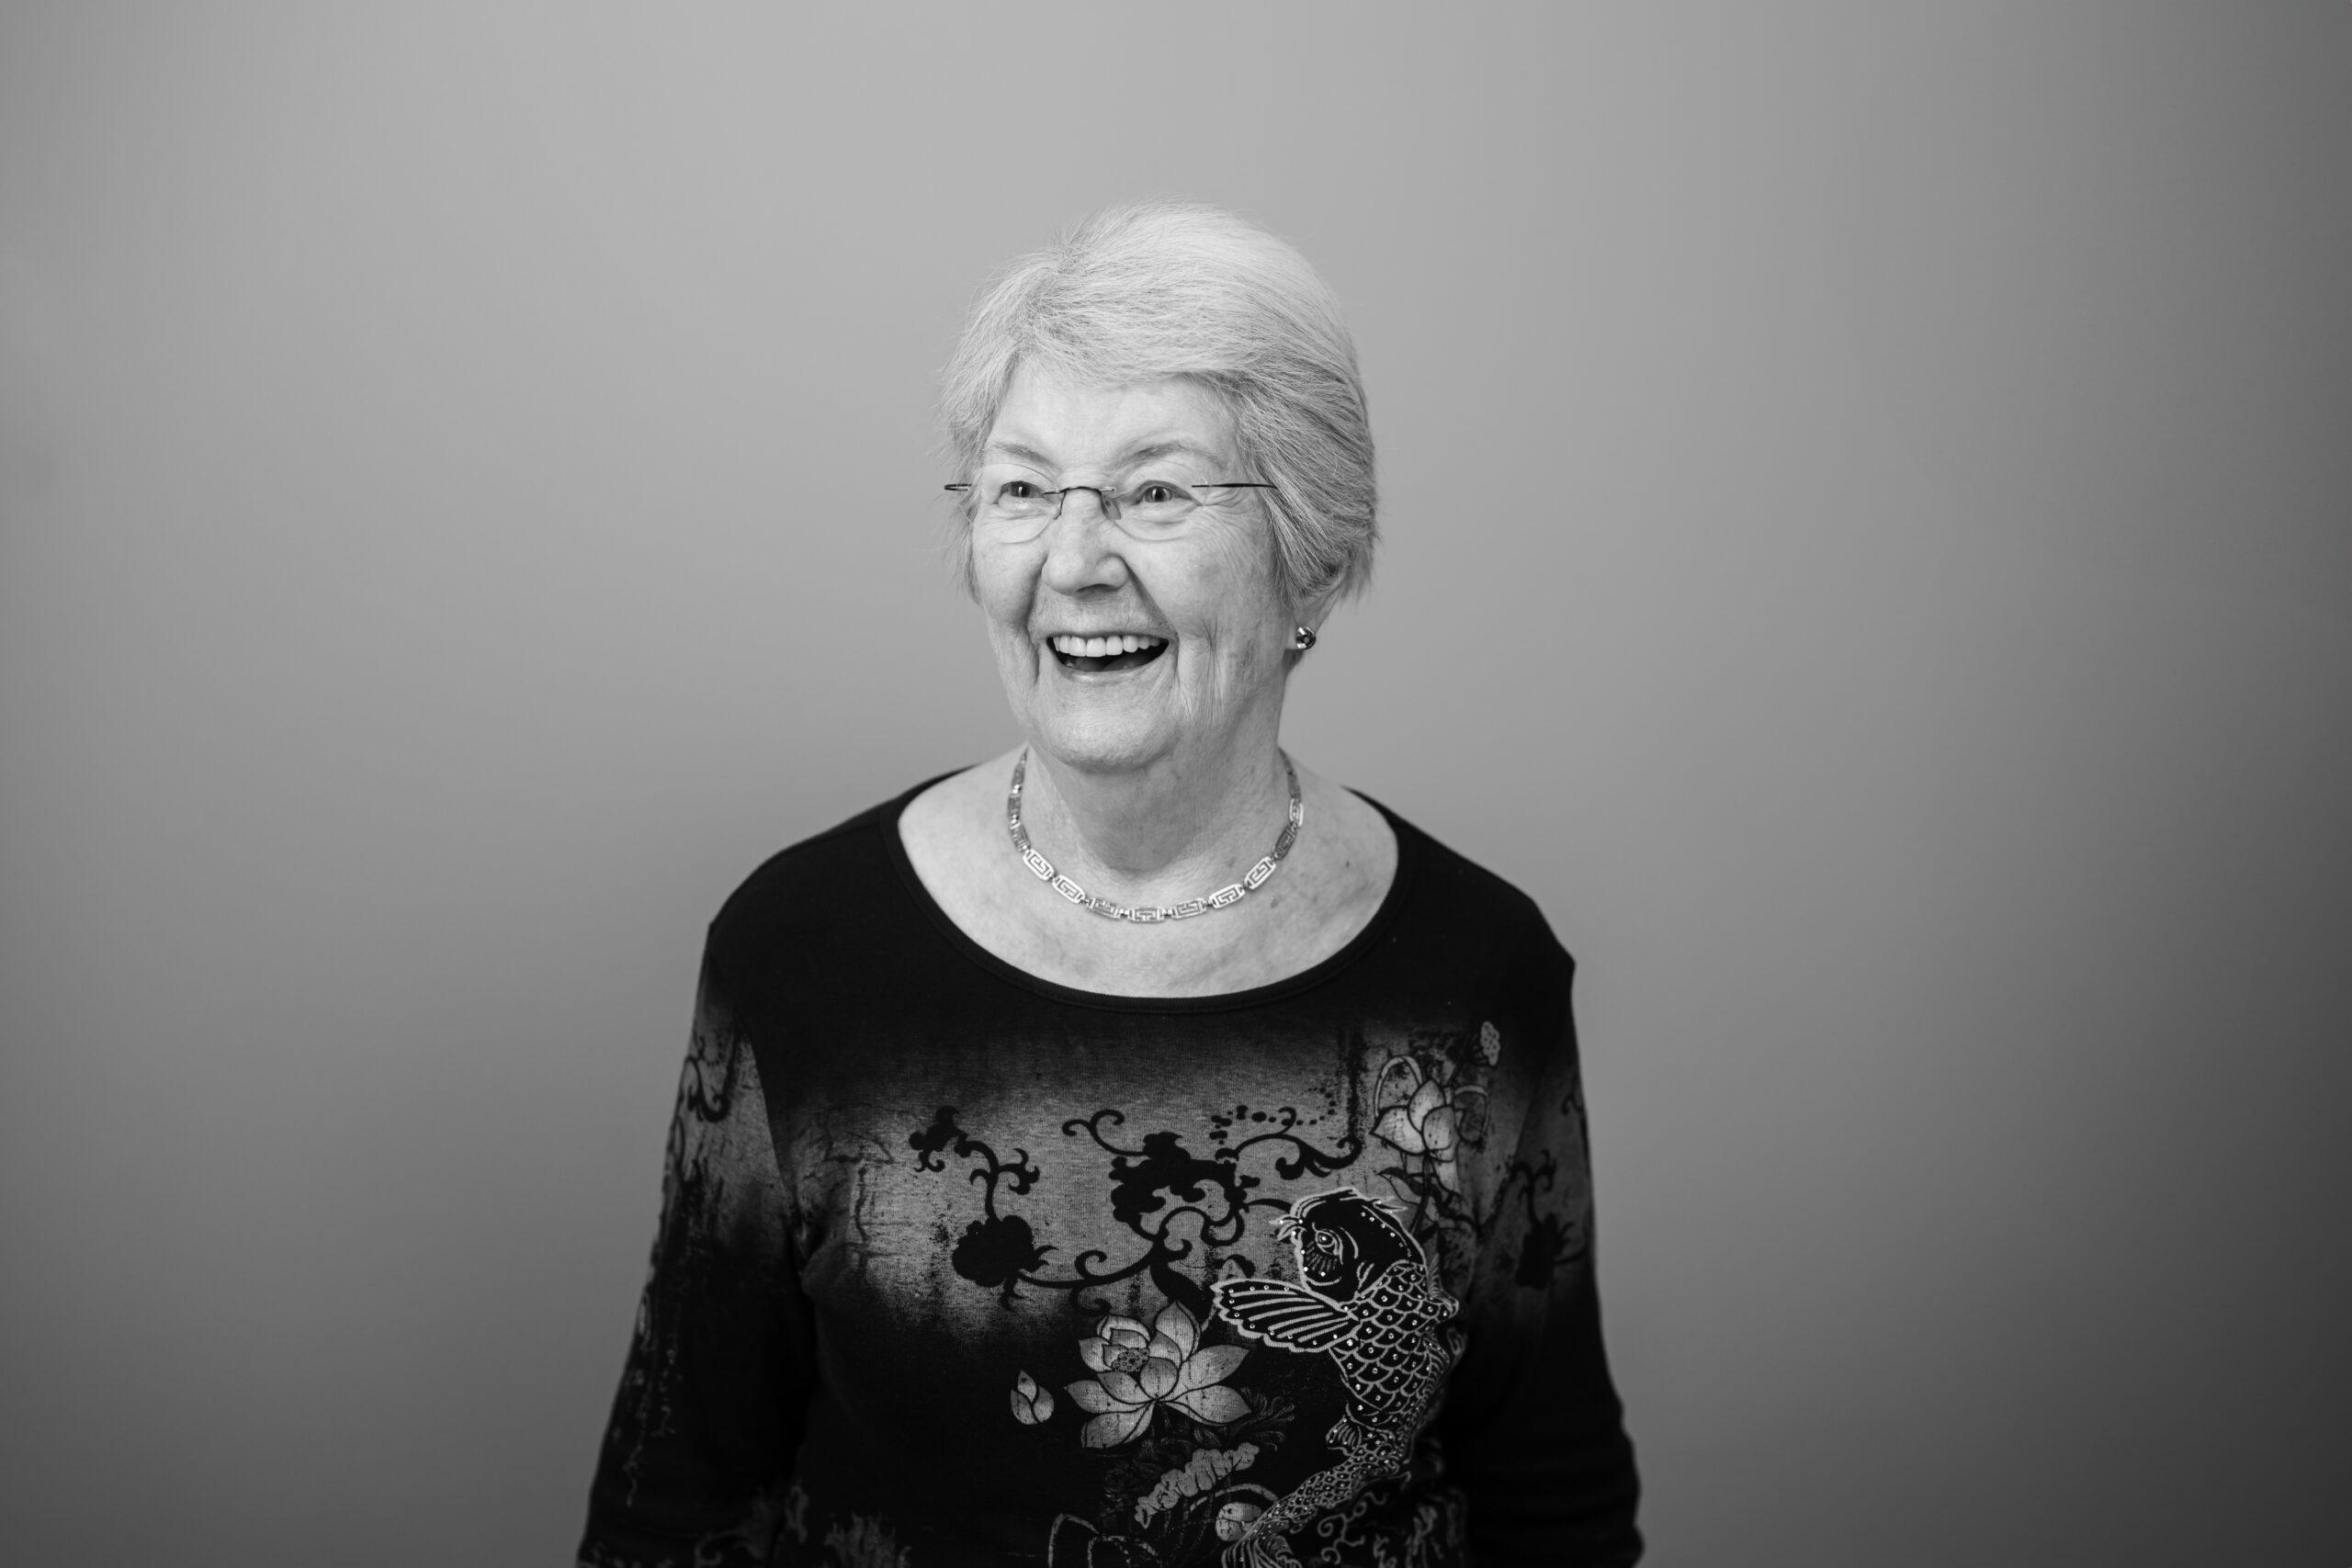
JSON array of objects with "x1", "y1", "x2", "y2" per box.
[
  {"x1": 576, "y1": 202, "x2": 1644, "y2": 1567},
  {"x1": 9, "y1": 9, "x2": 2349, "y2": 1568}
]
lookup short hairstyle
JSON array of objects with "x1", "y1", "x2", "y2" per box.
[{"x1": 939, "y1": 200, "x2": 1376, "y2": 615}]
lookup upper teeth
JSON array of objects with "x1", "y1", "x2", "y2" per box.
[{"x1": 1052, "y1": 634, "x2": 1167, "y2": 658}]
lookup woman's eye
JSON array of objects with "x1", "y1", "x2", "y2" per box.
[
  {"x1": 1138, "y1": 483, "x2": 1179, "y2": 505},
  {"x1": 1001, "y1": 480, "x2": 1041, "y2": 500}
]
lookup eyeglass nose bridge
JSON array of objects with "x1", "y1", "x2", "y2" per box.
[{"x1": 1047, "y1": 484, "x2": 1119, "y2": 523}]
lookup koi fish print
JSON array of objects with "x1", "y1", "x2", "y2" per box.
[{"x1": 1209, "y1": 1189, "x2": 1464, "y2": 1568}]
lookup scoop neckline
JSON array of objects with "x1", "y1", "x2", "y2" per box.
[{"x1": 878, "y1": 766, "x2": 1419, "y2": 1014}]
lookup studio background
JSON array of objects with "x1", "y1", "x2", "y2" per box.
[{"x1": 4, "y1": 6, "x2": 2346, "y2": 1565}]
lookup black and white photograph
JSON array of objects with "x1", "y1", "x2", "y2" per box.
[{"x1": 2, "y1": 6, "x2": 2346, "y2": 1565}]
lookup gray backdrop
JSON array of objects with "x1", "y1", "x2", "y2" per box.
[{"x1": 3, "y1": 5, "x2": 2346, "y2": 1564}]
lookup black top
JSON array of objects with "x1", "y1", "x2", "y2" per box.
[{"x1": 580, "y1": 776, "x2": 1643, "y2": 1568}]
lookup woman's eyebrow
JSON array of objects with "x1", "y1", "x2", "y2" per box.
[
  {"x1": 1117, "y1": 440, "x2": 1220, "y2": 469},
  {"x1": 984, "y1": 438, "x2": 1224, "y2": 473},
  {"x1": 983, "y1": 440, "x2": 1055, "y2": 469}
]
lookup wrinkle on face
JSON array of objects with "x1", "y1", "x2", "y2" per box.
[{"x1": 975, "y1": 364, "x2": 1293, "y2": 780}]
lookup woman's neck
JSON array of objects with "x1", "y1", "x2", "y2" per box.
[{"x1": 1016, "y1": 728, "x2": 1293, "y2": 908}]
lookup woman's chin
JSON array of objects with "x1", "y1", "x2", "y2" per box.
[{"x1": 1022, "y1": 708, "x2": 1175, "y2": 777}]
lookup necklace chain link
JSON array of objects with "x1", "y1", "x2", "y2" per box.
[{"x1": 1007, "y1": 749, "x2": 1304, "y2": 923}]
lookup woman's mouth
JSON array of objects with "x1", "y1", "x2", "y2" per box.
[{"x1": 1048, "y1": 633, "x2": 1169, "y2": 674}]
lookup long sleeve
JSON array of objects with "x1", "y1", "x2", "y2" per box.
[
  {"x1": 575, "y1": 794, "x2": 1635, "y2": 1566},
  {"x1": 1442, "y1": 943, "x2": 1644, "y2": 1566},
  {"x1": 579, "y1": 939, "x2": 815, "y2": 1568}
]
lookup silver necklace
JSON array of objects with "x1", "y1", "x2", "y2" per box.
[{"x1": 1007, "y1": 749, "x2": 1304, "y2": 923}]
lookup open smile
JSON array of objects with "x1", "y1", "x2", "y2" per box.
[{"x1": 1046, "y1": 632, "x2": 1169, "y2": 674}]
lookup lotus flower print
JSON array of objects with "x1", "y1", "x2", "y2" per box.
[
  {"x1": 1372, "y1": 1055, "x2": 1488, "y2": 1193},
  {"x1": 1009, "y1": 1369, "x2": 1055, "y2": 1425},
  {"x1": 1064, "y1": 1301, "x2": 1250, "y2": 1448},
  {"x1": 1084, "y1": 1312, "x2": 1152, "y2": 1375}
]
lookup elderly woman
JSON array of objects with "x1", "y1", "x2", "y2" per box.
[{"x1": 580, "y1": 202, "x2": 1642, "y2": 1568}]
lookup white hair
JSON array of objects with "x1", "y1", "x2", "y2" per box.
[{"x1": 939, "y1": 200, "x2": 1377, "y2": 616}]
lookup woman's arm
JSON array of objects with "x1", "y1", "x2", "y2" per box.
[
  {"x1": 578, "y1": 939, "x2": 813, "y2": 1567},
  {"x1": 1442, "y1": 946, "x2": 1645, "y2": 1566}
]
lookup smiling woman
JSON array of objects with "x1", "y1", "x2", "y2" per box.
[{"x1": 578, "y1": 202, "x2": 1644, "y2": 1568}]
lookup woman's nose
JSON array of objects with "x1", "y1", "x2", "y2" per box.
[
  {"x1": 1039, "y1": 493, "x2": 1129, "y2": 592},
  {"x1": 1052, "y1": 486, "x2": 1117, "y2": 523}
]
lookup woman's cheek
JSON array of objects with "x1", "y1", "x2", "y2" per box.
[{"x1": 976, "y1": 559, "x2": 1033, "y2": 646}]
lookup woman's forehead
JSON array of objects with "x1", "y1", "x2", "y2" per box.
[{"x1": 986, "y1": 365, "x2": 1237, "y2": 469}]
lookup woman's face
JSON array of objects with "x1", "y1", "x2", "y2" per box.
[{"x1": 972, "y1": 363, "x2": 1294, "y2": 777}]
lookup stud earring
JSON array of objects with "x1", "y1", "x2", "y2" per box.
[{"x1": 1293, "y1": 625, "x2": 1317, "y2": 652}]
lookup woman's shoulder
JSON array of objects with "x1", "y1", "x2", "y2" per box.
[
  {"x1": 706, "y1": 770, "x2": 954, "y2": 950},
  {"x1": 1363, "y1": 792, "x2": 1572, "y2": 973},
  {"x1": 697, "y1": 764, "x2": 1572, "y2": 988}
]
